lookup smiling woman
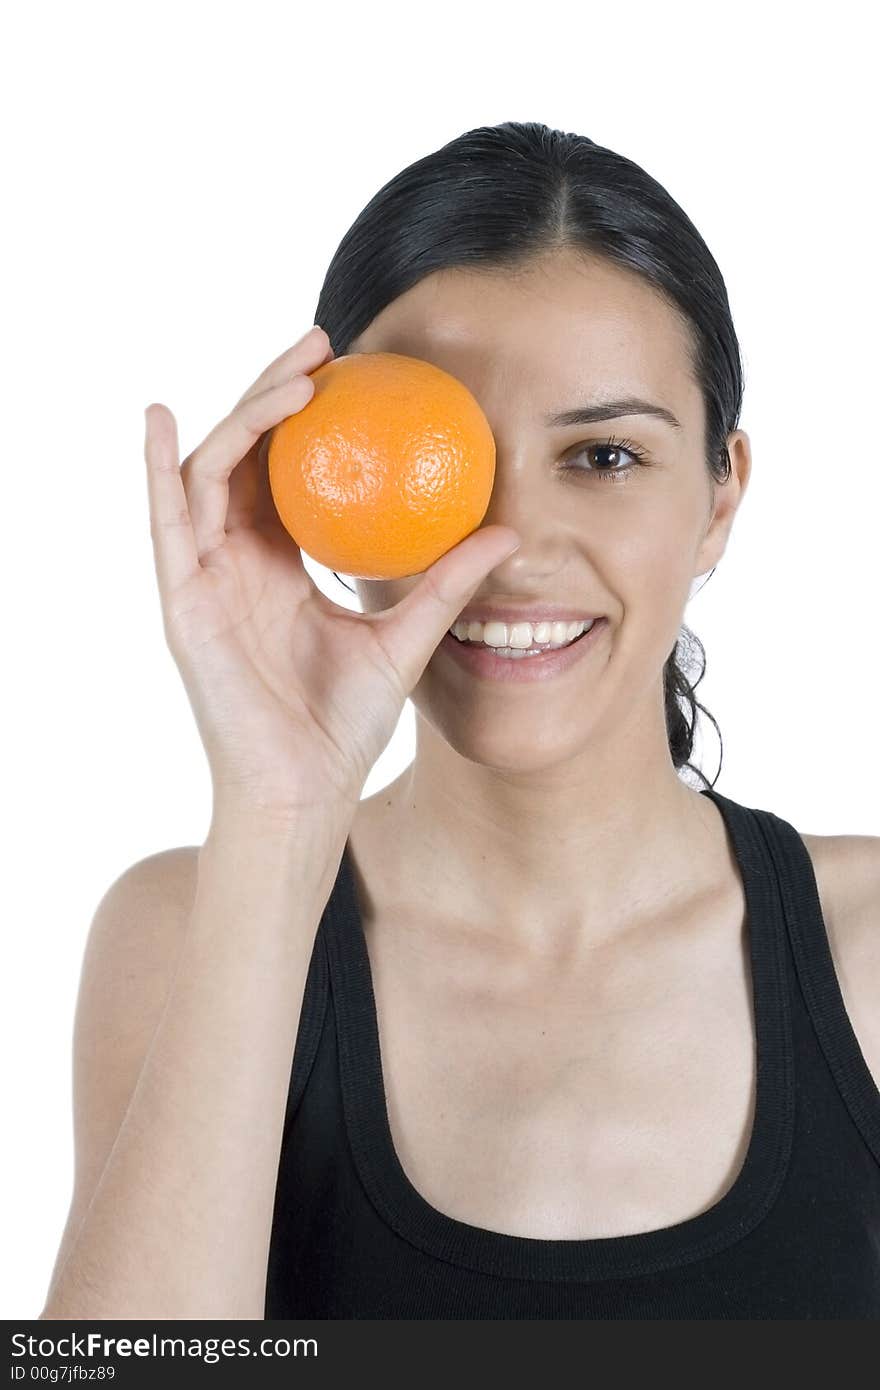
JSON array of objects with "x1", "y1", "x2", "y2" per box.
[
  {"x1": 266, "y1": 118, "x2": 880, "y2": 1318},
  {"x1": 324, "y1": 130, "x2": 743, "y2": 794},
  {"x1": 39, "y1": 119, "x2": 880, "y2": 1325}
]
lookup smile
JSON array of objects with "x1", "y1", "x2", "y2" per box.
[{"x1": 438, "y1": 617, "x2": 608, "y2": 683}]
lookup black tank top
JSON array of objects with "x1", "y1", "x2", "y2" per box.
[{"x1": 264, "y1": 787, "x2": 880, "y2": 1318}]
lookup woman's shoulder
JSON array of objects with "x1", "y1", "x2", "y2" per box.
[
  {"x1": 42, "y1": 845, "x2": 203, "y2": 1312},
  {"x1": 799, "y1": 831, "x2": 880, "y2": 1091},
  {"x1": 799, "y1": 830, "x2": 880, "y2": 939}
]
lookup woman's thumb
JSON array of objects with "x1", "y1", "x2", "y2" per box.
[{"x1": 376, "y1": 526, "x2": 522, "y2": 695}]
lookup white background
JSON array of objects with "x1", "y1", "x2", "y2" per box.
[{"x1": 2, "y1": 0, "x2": 877, "y2": 1319}]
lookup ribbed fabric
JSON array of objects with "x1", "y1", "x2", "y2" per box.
[{"x1": 264, "y1": 787, "x2": 880, "y2": 1318}]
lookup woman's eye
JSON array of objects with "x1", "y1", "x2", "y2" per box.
[{"x1": 566, "y1": 438, "x2": 647, "y2": 481}]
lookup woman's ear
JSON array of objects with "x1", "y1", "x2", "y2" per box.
[{"x1": 695, "y1": 429, "x2": 752, "y2": 577}]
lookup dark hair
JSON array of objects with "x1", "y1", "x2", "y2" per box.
[{"x1": 314, "y1": 121, "x2": 745, "y2": 791}]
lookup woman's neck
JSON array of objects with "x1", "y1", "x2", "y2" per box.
[{"x1": 352, "y1": 730, "x2": 725, "y2": 961}]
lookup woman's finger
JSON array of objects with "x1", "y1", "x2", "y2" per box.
[
  {"x1": 180, "y1": 328, "x2": 334, "y2": 554},
  {"x1": 222, "y1": 328, "x2": 336, "y2": 533},
  {"x1": 144, "y1": 403, "x2": 200, "y2": 605},
  {"x1": 231, "y1": 324, "x2": 333, "y2": 408},
  {"x1": 182, "y1": 375, "x2": 316, "y2": 560}
]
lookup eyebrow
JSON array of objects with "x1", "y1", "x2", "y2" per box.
[{"x1": 543, "y1": 396, "x2": 682, "y2": 431}]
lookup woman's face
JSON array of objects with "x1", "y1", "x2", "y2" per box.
[{"x1": 348, "y1": 248, "x2": 750, "y2": 772}]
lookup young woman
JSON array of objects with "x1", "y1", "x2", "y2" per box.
[{"x1": 41, "y1": 121, "x2": 880, "y2": 1320}]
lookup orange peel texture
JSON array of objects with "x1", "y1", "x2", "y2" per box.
[{"x1": 267, "y1": 351, "x2": 496, "y2": 580}]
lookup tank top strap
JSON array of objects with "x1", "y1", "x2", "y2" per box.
[
  {"x1": 746, "y1": 802, "x2": 880, "y2": 1167},
  {"x1": 280, "y1": 916, "x2": 330, "y2": 1144}
]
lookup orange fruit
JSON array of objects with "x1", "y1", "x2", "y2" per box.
[{"x1": 267, "y1": 351, "x2": 496, "y2": 580}]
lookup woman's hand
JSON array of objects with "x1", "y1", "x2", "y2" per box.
[{"x1": 144, "y1": 326, "x2": 519, "y2": 820}]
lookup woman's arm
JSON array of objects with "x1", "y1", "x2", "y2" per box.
[{"x1": 39, "y1": 802, "x2": 353, "y2": 1321}]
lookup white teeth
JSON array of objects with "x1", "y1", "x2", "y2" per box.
[{"x1": 447, "y1": 617, "x2": 596, "y2": 650}]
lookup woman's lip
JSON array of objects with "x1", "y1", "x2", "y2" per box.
[{"x1": 437, "y1": 617, "x2": 608, "y2": 683}]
